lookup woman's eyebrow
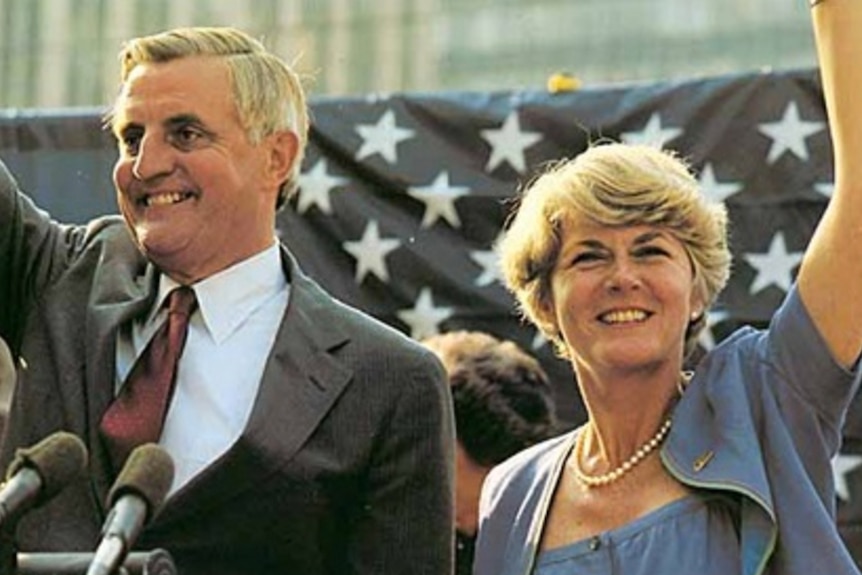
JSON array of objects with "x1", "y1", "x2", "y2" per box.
[{"x1": 633, "y1": 231, "x2": 664, "y2": 245}]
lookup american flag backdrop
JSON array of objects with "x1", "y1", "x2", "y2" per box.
[{"x1": 3, "y1": 66, "x2": 862, "y2": 564}]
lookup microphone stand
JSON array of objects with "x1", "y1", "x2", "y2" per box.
[
  {"x1": 15, "y1": 548, "x2": 176, "y2": 575},
  {"x1": 0, "y1": 524, "x2": 16, "y2": 575}
]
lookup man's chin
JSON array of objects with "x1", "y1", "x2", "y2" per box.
[{"x1": 133, "y1": 236, "x2": 190, "y2": 279}]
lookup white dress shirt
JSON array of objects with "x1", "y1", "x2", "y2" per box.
[{"x1": 115, "y1": 243, "x2": 289, "y2": 494}]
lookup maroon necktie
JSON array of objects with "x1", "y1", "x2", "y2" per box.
[{"x1": 99, "y1": 286, "x2": 198, "y2": 471}]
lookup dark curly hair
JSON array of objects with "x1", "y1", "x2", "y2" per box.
[{"x1": 422, "y1": 331, "x2": 558, "y2": 467}]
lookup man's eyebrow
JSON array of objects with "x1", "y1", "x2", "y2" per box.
[
  {"x1": 114, "y1": 121, "x2": 142, "y2": 139},
  {"x1": 113, "y1": 114, "x2": 206, "y2": 136},
  {"x1": 165, "y1": 114, "x2": 206, "y2": 129}
]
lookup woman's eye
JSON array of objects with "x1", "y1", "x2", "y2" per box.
[
  {"x1": 572, "y1": 252, "x2": 603, "y2": 266},
  {"x1": 634, "y1": 245, "x2": 669, "y2": 258}
]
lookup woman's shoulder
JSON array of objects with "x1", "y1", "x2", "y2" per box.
[
  {"x1": 700, "y1": 284, "x2": 836, "y2": 381},
  {"x1": 484, "y1": 431, "x2": 574, "y2": 498}
]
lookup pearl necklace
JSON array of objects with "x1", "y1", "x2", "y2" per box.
[{"x1": 571, "y1": 417, "x2": 673, "y2": 488}]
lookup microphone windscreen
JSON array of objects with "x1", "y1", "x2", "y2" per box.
[
  {"x1": 108, "y1": 444, "x2": 174, "y2": 521},
  {"x1": 7, "y1": 431, "x2": 88, "y2": 502}
]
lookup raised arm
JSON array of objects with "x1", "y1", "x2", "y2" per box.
[{"x1": 797, "y1": 0, "x2": 862, "y2": 367}]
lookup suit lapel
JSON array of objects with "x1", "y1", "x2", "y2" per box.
[
  {"x1": 85, "y1": 257, "x2": 156, "y2": 511},
  {"x1": 156, "y1": 248, "x2": 354, "y2": 524}
]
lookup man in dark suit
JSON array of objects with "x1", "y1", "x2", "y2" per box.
[{"x1": 0, "y1": 26, "x2": 455, "y2": 575}]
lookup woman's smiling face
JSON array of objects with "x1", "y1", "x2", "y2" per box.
[{"x1": 550, "y1": 219, "x2": 703, "y2": 377}]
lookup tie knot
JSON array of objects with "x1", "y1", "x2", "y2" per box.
[{"x1": 168, "y1": 286, "x2": 198, "y2": 317}]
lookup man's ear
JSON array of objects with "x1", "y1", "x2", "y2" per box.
[{"x1": 264, "y1": 130, "x2": 299, "y2": 188}]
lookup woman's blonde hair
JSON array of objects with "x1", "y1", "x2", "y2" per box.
[
  {"x1": 107, "y1": 26, "x2": 309, "y2": 208},
  {"x1": 498, "y1": 142, "x2": 731, "y2": 359}
]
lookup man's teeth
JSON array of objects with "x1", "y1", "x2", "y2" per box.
[
  {"x1": 601, "y1": 309, "x2": 648, "y2": 324},
  {"x1": 145, "y1": 192, "x2": 188, "y2": 207}
]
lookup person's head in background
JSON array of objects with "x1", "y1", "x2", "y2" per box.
[
  {"x1": 105, "y1": 27, "x2": 309, "y2": 284},
  {"x1": 422, "y1": 330, "x2": 558, "y2": 536}
]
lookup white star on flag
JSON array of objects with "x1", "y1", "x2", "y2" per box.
[
  {"x1": 620, "y1": 113, "x2": 683, "y2": 148},
  {"x1": 531, "y1": 330, "x2": 549, "y2": 351},
  {"x1": 814, "y1": 181, "x2": 834, "y2": 199},
  {"x1": 296, "y1": 159, "x2": 348, "y2": 215},
  {"x1": 397, "y1": 287, "x2": 454, "y2": 340},
  {"x1": 355, "y1": 109, "x2": 416, "y2": 164},
  {"x1": 698, "y1": 163, "x2": 742, "y2": 204},
  {"x1": 698, "y1": 308, "x2": 729, "y2": 351},
  {"x1": 408, "y1": 171, "x2": 471, "y2": 229},
  {"x1": 470, "y1": 246, "x2": 501, "y2": 287},
  {"x1": 480, "y1": 111, "x2": 543, "y2": 174},
  {"x1": 743, "y1": 232, "x2": 804, "y2": 295},
  {"x1": 832, "y1": 453, "x2": 862, "y2": 501},
  {"x1": 757, "y1": 101, "x2": 825, "y2": 164},
  {"x1": 342, "y1": 220, "x2": 402, "y2": 284}
]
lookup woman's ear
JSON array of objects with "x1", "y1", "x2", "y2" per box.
[{"x1": 689, "y1": 285, "x2": 706, "y2": 322}]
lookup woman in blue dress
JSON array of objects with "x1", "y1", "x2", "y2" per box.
[{"x1": 474, "y1": 1, "x2": 862, "y2": 574}]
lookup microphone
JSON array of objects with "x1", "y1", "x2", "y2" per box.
[
  {"x1": 86, "y1": 444, "x2": 174, "y2": 575},
  {"x1": 0, "y1": 431, "x2": 88, "y2": 528}
]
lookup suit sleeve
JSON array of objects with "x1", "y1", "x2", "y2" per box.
[
  {"x1": 0, "y1": 158, "x2": 77, "y2": 355},
  {"x1": 346, "y1": 350, "x2": 456, "y2": 575},
  {"x1": 0, "y1": 159, "x2": 45, "y2": 354}
]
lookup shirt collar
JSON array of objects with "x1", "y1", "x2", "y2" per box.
[{"x1": 156, "y1": 242, "x2": 287, "y2": 344}]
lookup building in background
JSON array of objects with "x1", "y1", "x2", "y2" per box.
[{"x1": 0, "y1": 0, "x2": 815, "y2": 108}]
